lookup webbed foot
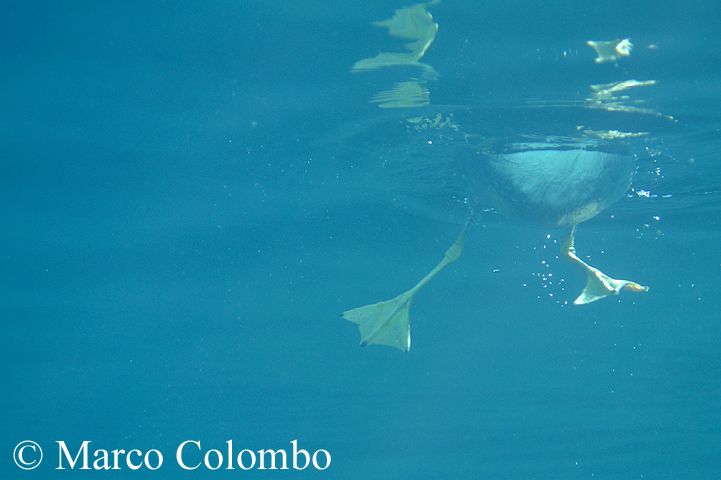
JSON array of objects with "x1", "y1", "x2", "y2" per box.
[{"x1": 562, "y1": 225, "x2": 649, "y2": 305}]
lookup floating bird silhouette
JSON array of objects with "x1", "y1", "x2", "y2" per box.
[
  {"x1": 343, "y1": 3, "x2": 651, "y2": 352},
  {"x1": 341, "y1": 137, "x2": 650, "y2": 352}
]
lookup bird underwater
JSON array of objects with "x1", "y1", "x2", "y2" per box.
[{"x1": 342, "y1": 2, "x2": 662, "y2": 352}]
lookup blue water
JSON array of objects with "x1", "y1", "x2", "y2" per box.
[{"x1": 2, "y1": 1, "x2": 721, "y2": 478}]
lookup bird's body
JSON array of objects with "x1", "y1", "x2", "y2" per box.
[
  {"x1": 342, "y1": 135, "x2": 647, "y2": 351},
  {"x1": 484, "y1": 142, "x2": 634, "y2": 227}
]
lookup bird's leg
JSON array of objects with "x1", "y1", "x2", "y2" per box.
[
  {"x1": 341, "y1": 209, "x2": 476, "y2": 352},
  {"x1": 562, "y1": 225, "x2": 649, "y2": 305}
]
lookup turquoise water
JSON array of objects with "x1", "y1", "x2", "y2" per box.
[{"x1": 2, "y1": 1, "x2": 721, "y2": 478}]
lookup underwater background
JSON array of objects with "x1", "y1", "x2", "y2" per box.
[{"x1": 2, "y1": 0, "x2": 720, "y2": 478}]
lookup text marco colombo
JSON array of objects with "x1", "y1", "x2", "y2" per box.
[{"x1": 49, "y1": 439, "x2": 331, "y2": 471}]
